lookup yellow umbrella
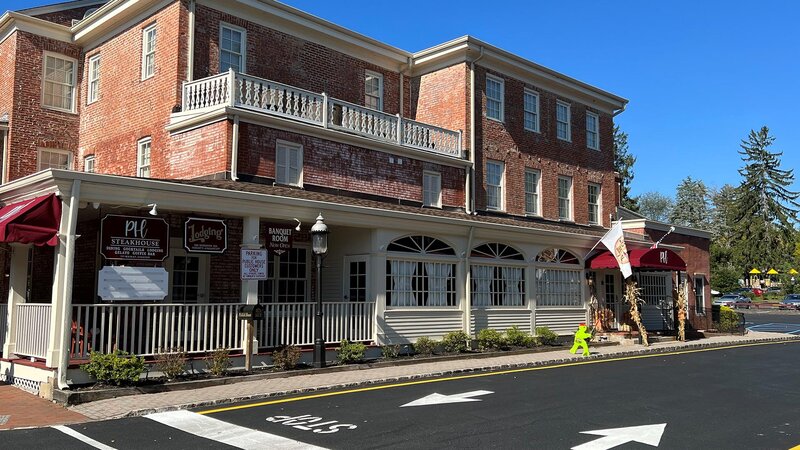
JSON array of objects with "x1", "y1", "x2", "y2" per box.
[
  {"x1": 789, "y1": 269, "x2": 798, "y2": 275},
  {"x1": 749, "y1": 268, "x2": 761, "y2": 274},
  {"x1": 767, "y1": 268, "x2": 779, "y2": 275}
]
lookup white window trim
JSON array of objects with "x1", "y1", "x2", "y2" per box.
[
  {"x1": 423, "y1": 170, "x2": 442, "y2": 208},
  {"x1": 275, "y1": 139, "x2": 303, "y2": 187},
  {"x1": 84, "y1": 155, "x2": 96, "y2": 173},
  {"x1": 486, "y1": 74, "x2": 505, "y2": 122},
  {"x1": 486, "y1": 160, "x2": 505, "y2": 211},
  {"x1": 586, "y1": 111, "x2": 600, "y2": 150},
  {"x1": 556, "y1": 100, "x2": 571, "y2": 142},
  {"x1": 41, "y1": 51, "x2": 78, "y2": 113},
  {"x1": 365, "y1": 70, "x2": 384, "y2": 111},
  {"x1": 37, "y1": 148, "x2": 72, "y2": 171},
  {"x1": 524, "y1": 168, "x2": 541, "y2": 217},
  {"x1": 558, "y1": 175, "x2": 573, "y2": 221},
  {"x1": 588, "y1": 182, "x2": 601, "y2": 225},
  {"x1": 141, "y1": 23, "x2": 157, "y2": 80},
  {"x1": 87, "y1": 54, "x2": 101, "y2": 104},
  {"x1": 523, "y1": 88, "x2": 540, "y2": 132},
  {"x1": 137, "y1": 137, "x2": 151, "y2": 178},
  {"x1": 219, "y1": 22, "x2": 247, "y2": 73}
]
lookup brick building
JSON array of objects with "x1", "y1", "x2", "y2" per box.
[{"x1": 0, "y1": 0, "x2": 709, "y2": 392}]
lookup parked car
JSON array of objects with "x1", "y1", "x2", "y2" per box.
[
  {"x1": 713, "y1": 294, "x2": 750, "y2": 308},
  {"x1": 779, "y1": 294, "x2": 800, "y2": 310}
]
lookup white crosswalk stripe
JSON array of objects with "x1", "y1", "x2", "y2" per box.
[
  {"x1": 51, "y1": 425, "x2": 117, "y2": 450},
  {"x1": 145, "y1": 410, "x2": 325, "y2": 449}
]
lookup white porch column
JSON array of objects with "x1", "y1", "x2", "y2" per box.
[
  {"x1": 241, "y1": 216, "x2": 260, "y2": 352},
  {"x1": 2, "y1": 243, "x2": 31, "y2": 358},
  {"x1": 372, "y1": 252, "x2": 387, "y2": 345}
]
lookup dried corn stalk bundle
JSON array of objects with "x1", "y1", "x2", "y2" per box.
[
  {"x1": 625, "y1": 278, "x2": 648, "y2": 346},
  {"x1": 587, "y1": 275, "x2": 602, "y2": 331},
  {"x1": 675, "y1": 280, "x2": 688, "y2": 341}
]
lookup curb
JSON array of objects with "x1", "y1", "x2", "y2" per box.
[{"x1": 86, "y1": 335, "x2": 800, "y2": 419}]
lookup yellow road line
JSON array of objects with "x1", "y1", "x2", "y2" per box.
[{"x1": 199, "y1": 340, "x2": 798, "y2": 415}]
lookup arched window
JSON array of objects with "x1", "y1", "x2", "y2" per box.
[
  {"x1": 471, "y1": 243, "x2": 525, "y2": 307},
  {"x1": 535, "y1": 248, "x2": 582, "y2": 307},
  {"x1": 386, "y1": 236, "x2": 456, "y2": 307}
]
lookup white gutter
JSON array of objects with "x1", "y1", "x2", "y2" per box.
[
  {"x1": 467, "y1": 46, "x2": 485, "y2": 214},
  {"x1": 187, "y1": 0, "x2": 195, "y2": 81},
  {"x1": 57, "y1": 179, "x2": 80, "y2": 389},
  {"x1": 231, "y1": 115, "x2": 240, "y2": 181}
]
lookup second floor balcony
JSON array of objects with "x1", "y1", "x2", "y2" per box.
[{"x1": 176, "y1": 70, "x2": 464, "y2": 159}]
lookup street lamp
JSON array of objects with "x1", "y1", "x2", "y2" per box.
[{"x1": 311, "y1": 213, "x2": 329, "y2": 368}]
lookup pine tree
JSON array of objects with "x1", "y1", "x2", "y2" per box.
[
  {"x1": 669, "y1": 176, "x2": 710, "y2": 229},
  {"x1": 613, "y1": 126, "x2": 638, "y2": 211},
  {"x1": 638, "y1": 191, "x2": 673, "y2": 222}
]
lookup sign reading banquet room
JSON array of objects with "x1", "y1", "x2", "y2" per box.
[
  {"x1": 100, "y1": 214, "x2": 169, "y2": 261},
  {"x1": 184, "y1": 218, "x2": 227, "y2": 253}
]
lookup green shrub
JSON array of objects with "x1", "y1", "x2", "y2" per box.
[
  {"x1": 381, "y1": 344, "x2": 401, "y2": 359},
  {"x1": 155, "y1": 347, "x2": 187, "y2": 380},
  {"x1": 505, "y1": 326, "x2": 532, "y2": 347},
  {"x1": 413, "y1": 336, "x2": 438, "y2": 356},
  {"x1": 337, "y1": 339, "x2": 367, "y2": 364},
  {"x1": 81, "y1": 350, "x2": 145, "y2": 386},
  {"x1": 442, "y1": 330, "x2": 470, "y2": 353},
  {"x1": 535, "y1": 326, "x2": 559, "y2": 346},
  {"x1": 272, "y1": 345, "x2": 302, "y2": 370},
  {"x1": 717, "y1": 306, "x2": 743, "y2": 333},
  {"x1": 476, "y1": 328, "x2": 505, "y2": 351},
  {"x1": 206, "y1": 347, "x2": 231, "y2": 377}
]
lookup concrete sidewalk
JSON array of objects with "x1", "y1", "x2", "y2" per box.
[{"x1": 65, "y1": 331, "x2": 798, "y2": 422}]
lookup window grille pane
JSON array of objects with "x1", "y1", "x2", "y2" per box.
[{"x1": 536, "y1": 268, "x2": 582, "y2": 307}]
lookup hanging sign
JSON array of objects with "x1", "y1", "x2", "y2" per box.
[
  {"x1": 184, "y1": 218, "x2": 227, "y2": 253},
  {"x1": 97, "y1": 266, "x2": 169, "y2": 301},
  {"x1": 241, "y1": 248, "x2": 268, "y2": 280},
  {"x1": 100, "y1": 214, "x2": 169, "y2": 261},
  {"x1": 266, "y1": 223, "x2": 294, "y2": 255}
]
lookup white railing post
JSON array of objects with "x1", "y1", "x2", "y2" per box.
[
  {"x1": 458, "y1": 129, "x2": 464, "y2": 158},
  {"x1": 396, "y1": 114, "x2": 403, "y2": 145},
  {"x1": 181, "y1": 80, "x2": 188, "y2": 111},
  {"x1": 322, "y1": 92, "x2": 329, "y2": 128},
  {"x1": 228, "y1": 69, "x2": 236, "y2": 107}
]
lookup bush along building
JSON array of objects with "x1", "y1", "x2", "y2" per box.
[{"x1": 0, "y1": 0, "x2": 709, "y2": 393}]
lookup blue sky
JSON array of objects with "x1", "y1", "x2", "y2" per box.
[{"x1": 6, "y1": 0, "x2": 800, "y2": 198}]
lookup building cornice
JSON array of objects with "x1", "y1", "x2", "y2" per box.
[
  {"x1": 0, "y1": 11, "x2": 72, "y2": 45},
  {"x1": 17, "y1": 0, "x2": 106, "y2": 17},
  {"x1": 622, "y1": 219, "x2": 712, "y2": 240},
  {"x1": 72, "y1": 0, "x2": 172, "y2": 49}
]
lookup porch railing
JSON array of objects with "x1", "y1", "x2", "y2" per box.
[
  {"x1": 0, "y1": 303, "x2": 8, "y2": 352},
  {"x1": 181, "y1": 70, "x2": 463, "y2": 158},
  {"x1": 69, "y1": 301, "x2": 375, "y2": 360},
  {"x1": 14, "y1": 303, "x2": 51, "y2": 359}
]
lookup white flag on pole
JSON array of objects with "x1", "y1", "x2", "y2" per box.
[{"x1": 600, "y1": 220, "x2": 632, "y2": 278}]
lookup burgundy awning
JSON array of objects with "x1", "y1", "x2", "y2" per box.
[
  {"x1": 0, "y1": 194, "x2": 61, "y2": 246},
  {"x1": 586, "y1": 247, "x2": 686, "y2": 271}
]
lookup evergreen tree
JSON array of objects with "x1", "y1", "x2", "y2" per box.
[
  {"x1": 730, "y1": 126, "x2": 799, "y2": 270},
  {"x1": 638, "y1": 191, "x2": 673, "y2": 222},
  {"x1": 669, "y1": 176, "x2": 710, "y2": 229},
  {"x1": 613, "y1": 126, "x2": 638, "y2": 211}
]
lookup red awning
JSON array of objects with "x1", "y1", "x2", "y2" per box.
[
  {"x1": 0, "y1": 194, "x2": 61, "y2": 246},
  {"x1": 586, "y1": 247, "x2": 686, "y2": 271}
]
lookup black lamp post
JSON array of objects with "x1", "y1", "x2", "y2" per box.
[{"x1": 311, "y1": 213, "x2": 329, "y2": 368}]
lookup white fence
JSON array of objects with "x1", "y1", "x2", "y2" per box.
[
  {"x1": 70, "y1": 302, "x2": 375, "y2": 360},
  {"x1": 0, "y1": 304, "x2": 7, "y2": 352},
  {"x1": 181, "y1": 70, "x2": 462, "y2": 158},
  {"x1": 14, "y1": 304, "x2": 51, "y2": 359}
]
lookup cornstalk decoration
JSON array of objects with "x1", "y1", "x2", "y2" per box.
[
  {"x1": 675, "y1": 280, "x2": 688, "y2": 341},
  {"x1": 624, "y1": 278, "x2": 649, "y2": 346},
  {"x1": 587, "y1": 275, "x2": 602, "y2": 331}
]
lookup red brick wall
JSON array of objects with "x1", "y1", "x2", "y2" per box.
[
  {"x1": 473, "y1": 67, "x2": 615, "y2": 227},
  {"x1": 192, "y1": 5, "x2": 400, "y2": 115},
  {"x1": 29, "y1": 5, "x2": 103, "y2": 27},
  {"x1": 409, "y1": 64, "x2": 469, "y2": 142},
  {"x1": 7, "y1": 32, "x2": 82, "y2": 181},
  {"x1": 78, "y1": 1, "x2": 188, "y2": 178},
  {"x1": 166, "y1": 119, "x2": 231, "y2": 178},
  {"x1": 237, "y1": 124, "x2": 465, "y2": 207},
  {"x1": 0, "y1": 36, "x2": 15, "y2": 121}
]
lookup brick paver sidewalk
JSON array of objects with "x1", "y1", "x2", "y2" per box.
[{"x1": 0, "y1": 385, "x2": 86, "y2": 430}]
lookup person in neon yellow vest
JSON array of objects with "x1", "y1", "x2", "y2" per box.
[{"x1": 570, "y1": 323, "x2": 592, "y2": 356}]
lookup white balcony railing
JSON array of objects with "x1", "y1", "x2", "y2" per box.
[
  {"x1": 181, "y1": 70, "x2": 463, "y2": 158},
  {"x1": 69, "y1": 301, "x2": 375, "y2": 360},
  {"x1": 14, "y1": 304, "x2": 51, "y2": 360}
]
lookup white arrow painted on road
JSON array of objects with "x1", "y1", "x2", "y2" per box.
[
  {"x1": 572, "y1": 423, "x2": 667, "y2": 450},
  {"x1": 400, "y1": 390, "x2": 494, "y2": 407}
]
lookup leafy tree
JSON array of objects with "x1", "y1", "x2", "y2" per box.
[
  {"x1": 709, "y1": 184, "x2": 739, "y2": 242},
  {"x1": 637, "y1": 191, "x2": 673, "y2": 222},
  {"x1": 711, "y1": 265, "x2": 741, "y2": 294},
  {"x1": 613, "y1": 126, "x2": 638, "y2": 211},
  {"x1": 729, "y1": 126, "x2": 799, "y2": 270},
  {"x1": 669, "y1": 176, "x2": 711, "y2": 229}
]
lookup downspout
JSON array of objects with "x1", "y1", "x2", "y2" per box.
[
  {"x1": 187, "y1": 0, "x2": 195, "y2": 81},
  {"x1": 231, "y1": 115, "x2": 240, "y2": 181},
  {"x1": 613, "y1": 103, "x2": 626, "y2": 117},
  {"x1": 464, "y1": 226, "x2": 475, "y2": 335},
  {"x1": 57, "y1": 179, "x2": 81, "y2": 389},
  {"x1": 467, "y1": 46, "x2": 485, "y2": 214}
]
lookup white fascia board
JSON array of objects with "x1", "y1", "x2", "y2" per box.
[
  {"x1": 621, "y1": 219, "x2": 712, "y2": 240},
  {"x1": 0, "y1": 12, "x2": 73, "y2": 45},
  {"x1": 18, "y1": 0, "x2": 106, "y2": 16},
  {"x1": 73, "y1": 0, "x2": 172, "y2": 49}
]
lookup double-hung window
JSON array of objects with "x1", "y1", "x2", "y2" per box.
[
  {"x1": 486, "y1": 160, "x2": 504, "y2": 211},
  {"x1": 87, "y1": 54, "x2": 101, "y2": 104},
  {"x1": 558, "y1": 176, "x2": 572, "y2": 220},
  {"x1": 586, "y1": 112, "x2": 599, "y2": 150},
  {"x1": 141, "y1": 24, "x2": 157, "y2": 80},
  {"x1": 276, "y1": 140, "x2": 302, "y2": 186},
  {"x1": 588, "y1": 183, "x2": 601, "y2": 225},
  {"x1": 524, "y1": 169, "x2": 540, "y2": 216},
  {"x1": 220, "y1": 23, "x2": 246, "y2": 73},
  {"x1": 365, "y1": 70, "x2": 383, "y2": 111},
  {"x1": 137, "y1": 138, "x2": 151, "y2": 178},
  {"x1": 556, "y1": 101, "x2": 571, "y2": 141},
  {"x1": 258, "y1": 248, "x2": 308, "y2": 303},
  {"x1": 486, "y1": 75, "x2": 504, "y2": 121},
  {"x1": 42, "y1": 52, "x2": 77, "y2": 112},
  {"x1": 423, "y1": 171, "x2": 442, "y2": 208},
  {"x1": 84, "y1": 155, "x2": 96, "y2": 173},
  {"x1": 523, "y1": 89, "x2": 539, "y2": 132},
  {"x1": 694, "y1": 275, "x2": 706, "y2": 314},
  {"x1": 38, "y1": 148, "x2": 72, "y2": 171}
]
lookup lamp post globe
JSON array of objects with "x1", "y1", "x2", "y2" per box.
[{"x1": 310, "y1": 213, "x2": 329, "y2": 368}]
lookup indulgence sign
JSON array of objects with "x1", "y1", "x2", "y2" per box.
[
  {"x1": 184, "y1": 218, "x2": 227, "y2": 253},
  {"x1": 100, "y1": 214, "x2": 169, "y2": 261}
]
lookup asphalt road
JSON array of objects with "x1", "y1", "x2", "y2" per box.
[{"x1": 3, "y1": 341, "x2": 800, "y2": 449}]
